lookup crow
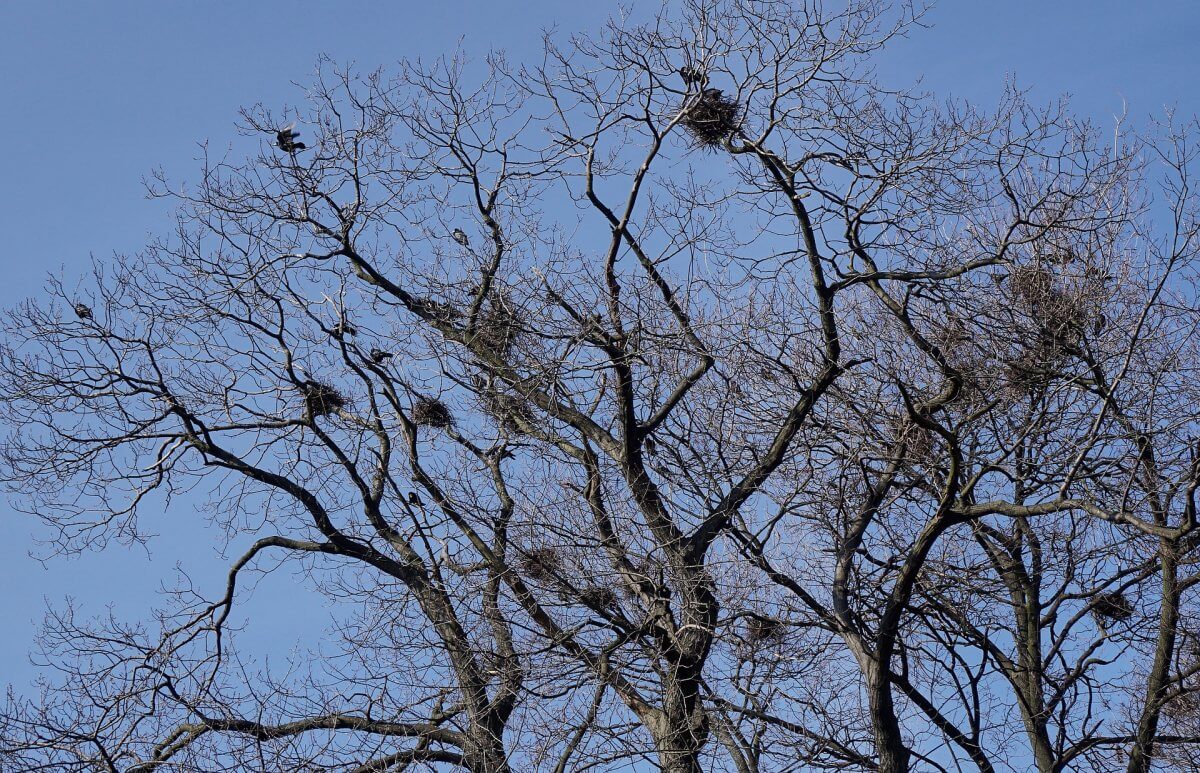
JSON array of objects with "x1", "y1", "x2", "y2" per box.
[
  {"x1": 679, "y1": 66, "x2": 706, "y2": 86},
  {"x1": 332, "y1": 320, "x2": 357, "y2": 339},
  {"x1": 408, "y1": 491, "x2": 425, "y2": 508},
  {"x1": 452, "y1": 228, "x2": 470, "y2": 247},
  {"x1": 369, "y1": 348, "x2": 393, "y2": 364},
  {"x1": 276, "y1": 123, "x2": 306, "y2": 153},
  {"x1": 73, "y1": 302, "x2": 92, "y2": 320}
]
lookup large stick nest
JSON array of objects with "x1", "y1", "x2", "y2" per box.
[
  {"x1": 680, "y1": 88, "x2": 741, "y2": 147},
  {"x1": 1093, "y1": 590, "x2": 1134, "y2": 621},
  {"x1": 520, "y1": 547, "x2": 561, "y2": 580},
  {"x1": 302, "y1": 380, "x2": 348, "y2": 418},
  {"x1": 411, "y1": 397, "x2": 454, "y2": 429}
]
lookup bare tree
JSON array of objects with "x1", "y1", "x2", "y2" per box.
[{"x1": 6, "y1": 1, "x2": 1200, "y2": 771}]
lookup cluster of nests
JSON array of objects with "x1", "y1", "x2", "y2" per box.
[{"x1": 518, "y1": 548, "x2": 619, "y2": 609}]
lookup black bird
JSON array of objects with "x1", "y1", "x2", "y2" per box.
[
  {"x1": 276, "y1": 123, "x2": 307, "y2": 153},
  {"x1": 73, "y1": 302, "x2": 92, "y2": 320},
  {"x1": 331, "y1": 320, "x2": 357, "y2": 339},
  {"x1": 408, "y1": 491, "x2": 424, "y2": 508},
  {"x1": 451, "y1": 228, "x2": 470, "y2": 247},
  {"x1": 679, "y1": 66, "x2": 706, "y2": 86},
  {"x1": 369, "y1": 348, "x2": 393, "y2": 364}
]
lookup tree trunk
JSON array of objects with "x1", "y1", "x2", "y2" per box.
[{"x1": 868, "y1": 667, "x2": 911, "y2": 773}]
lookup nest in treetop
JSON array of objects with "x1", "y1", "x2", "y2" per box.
[
  {"x1": 412, "y1": 297, "x2": 461, "y2": 325},
  {"x1": 474, "y1": 302, "x2": 522, "y2": 356},
  {"x1": 520, "y1": 547, "x2": 561, "y2": 580},
  {"x1": 411, "y1": 397, "x2": 454, "y2": 429},
  {"x1": 1164, "y1": 691, "x2": 1200, "y2": 719},
  {"x1": 746, "y1": 616, "x2": 786, "y2": 643},
  {"x1": 579, "y1": 585, "x2": 618, "y2": 609},
  {"x1": 302, "y1": 381, "x2": 347, "y2": 417},
  {"x1": 480, "y1": 388, "x2": 536, "y2": 434},
  {"x1": 1006, "y1": 264, "x2": 1092, "y2": 347},
  {"x1": 680, "y1": 88, "x2": 741, "y2": 147},
  {"x1": 1093, "y1": 590, "x2": 1134, "y2": 621}
]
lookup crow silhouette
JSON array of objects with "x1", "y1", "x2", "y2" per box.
[
  {"x1": 370, "y1": 348, "x2": 393, "y2": 364},
  {"x1": 73, "y1": 303, "x2": 92, "y2": 320},
  {"x1": 276, "y1": 123, "x2": 306, "y2": 153},
  {"x1": 408, "y1": 491, "x2": 424, "y2": 508},
  {"x1": 452, "y1": 228, "x2": 470, "y2": 247},
  {"x1": 679, "y1": 66, "x2": 707, "y2": 86}
]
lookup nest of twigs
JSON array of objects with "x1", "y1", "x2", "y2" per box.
[
  {"x1": 412, "y1": 297, "x2": 461, "y2": 324},
  {"x1": 1093, "y1": 590, "x2": 1135, "y2": 621},
  {"x1": 474, "y1": 301, "x2": 522, "y2": 356},
  {"x1": 520, "y1": 547, "x2": 561, "y2": 580},
  {"x1": 1006, "y1": 264, "x2": 1092, "y2": 348},
  {"x1": 411, "y1": 397, "x2": 454, "y2": 429},
  {"x1": 746, "y1": 616, "x2": 786, "y2": 644},
  {"x1": 302, "y1": 381, "x2": 347, "y2": 418},
  {"x1": 680, "y1": 88, "x2": 741, "y2": 147},
  {"x1": 579, "y1": 586, "x2": 618, "y2": 609},
  {"x1": 481, "y1": 389, "x2": 536, "y2": 434}
]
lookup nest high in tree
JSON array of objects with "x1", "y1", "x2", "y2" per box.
[
  {"x1": 520, "y1": 547, "x2": 561, "y2": 580},
  {"x1": 680, "y1": 88, "x2": 741, "y2": 148},
  {"x1": 746, "y1": 616, "x2": 786, "y2": 643},
  {"x1": 302, "y1": 380, "x2": 347, "y2": 418},
  {"x1": 411, "y1": 396, "x2": 454, "y2": 429},
  {"x1": 1093, "y1": 590, "x2": 1134, "y2": 621}
]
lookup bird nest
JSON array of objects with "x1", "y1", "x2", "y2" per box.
[
  {"x1": 474, "y1": 303, "x2": 522, "y2": 357},
  {"x1": 412, "y1": 297, "x2": 461, "y2": 324},
  {"x1": 520, "y1": 547, "x2": 561, "y2": 580},
  {"x1": 680, "y1": 88, "x2": 741, "y2": 148},
  {"x1": 1093, "y1": 590, "x2": 1134, "y2": 621},
  {"x1": 412, "y1": 397, "x2": 454, "y2": 429},
  {"x1": 746, "y1": 616, "x2": 786, "y2": 643},
  {"x1": 1006, "y1": 265, "x2": 1092, "y2": 346},
  {"x1": 480, "y1": 389, "x2": 536, "y2": 433},
  {"x1": 579, "y1": 586, "x2": 618, "y2": 609},
  {"x1": 302, "y1": 381, "x2": 347, "y2": 417}
]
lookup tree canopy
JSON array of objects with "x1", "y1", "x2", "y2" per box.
[{"x1": 6, "y1": 1, "x2": 1200, "y2": 771}]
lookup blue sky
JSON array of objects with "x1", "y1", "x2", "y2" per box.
[{"x1": 0, "y1": 0, "x2": 1197, "y2": 700}]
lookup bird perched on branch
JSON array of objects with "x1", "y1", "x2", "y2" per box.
[
  {"x1": 276, "y1": 123, "x2": 306, "y2": 153},
  {"x1": 679, "y1": 66, "x2": 707, "y2": 86},
  {"x1": 408, "y1": 491, "x2": 425, "y2": 508},
  {"x1": 369, "y1": 348, "x2": 393, "y2": 364},
  {"x1": 73, "y1": 303, "x2": 92, "y2": 320},
  {"x1": 452, "y1": 228, "x2": 470, "y2": 247}
]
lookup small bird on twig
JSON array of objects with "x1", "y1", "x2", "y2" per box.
[
  {"x1": 73, "y1": 303, "x2": 93, "y2": 320},
  {"x1": 408, "y1": 491, "x2": 425, "y2": 508},
  {"x1": 276, "y1": 123, "x2": 307, "y2": 153},
  {"x1": 451, "y1": 228, "x2": 470, "y2": 247}
]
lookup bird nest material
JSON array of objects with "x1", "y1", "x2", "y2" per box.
[
  {"x1": 474, "y1": 302, "x2": 522, "y2": 356},
  {"x1": 302, "y1": 381, "x2": 347, "y2": 417},
  {"x1": 411, "y1": 397, "x2": 454, "y2": 429},
  {"x1": 520, "y1": 548, "x2": 561, "y2": 580},
  {"x1": 680, "y1": 88, "x2": 741, "y2": 147},
  {"x1": 746, "y1": 616, "x2": 786, "y2": 643},
  {"x1": 412, "y1": 297, "x2": 462, "y2": 324},
  {"x1": 1093, "y1": 590, "x2": 1134, "y2": 621},
  {"x1": 480, "y1": 389, "x2": 536, "y2": 433},
  {"x1": 579, "y1": 586, "x2": 618, "y2": 609}
]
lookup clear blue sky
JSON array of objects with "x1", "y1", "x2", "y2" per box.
[{"x1": 0, "y1": 0, "x2": 1197, "y2": 695}]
